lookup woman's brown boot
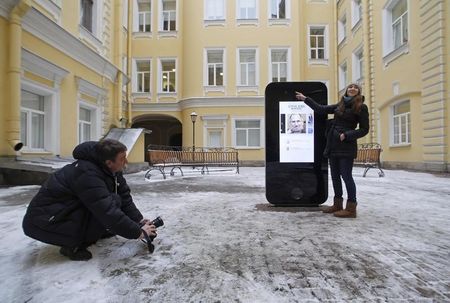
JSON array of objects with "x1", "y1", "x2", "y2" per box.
[
  {"x1": 322, "y1": 197, "x2": 343, "y2": 213},
  {"x1": 334, "y1": 200, "x2": 357, "y2": 218}
]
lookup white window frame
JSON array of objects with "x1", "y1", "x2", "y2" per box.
[
  {"x1": 236, "y1": 0, "x2": 257, "y2": 20},
  {"x1": 158, "y1": 58, "x2": 177, "y2": 94},
  {"x1": 232, "y1": 117, "x2": 264, "y2": 149},
  {"x1": 132, "y1": 58, "x2": 151, "y2": 94},
  {"x1": 338, "y1": 62, "x2": 347, "y2": 91},
  {"x1": 122, "y1": 0, "x2": 129, "y2": 29},
  {"x1": 307, "y1": 24, "x2": 329, "y2": 64},
  {"x1": 159, "y1": 0, "x2": 177, "y2": 32},
  {"x1": 382, "y1": 0, "x2": 409, "y2": 62},
  {"x1": 391, "y1": 100, "x2": 410, "y2": 146},
  {"x1": 79, "y1": 0, "x2": 103, "y2": 47},
  {"x1": 204, "y1": 48, "x2": 226, "y2": 89},
  {"x1": 351, "y1": 0, "x2": 362, "y2": 29},
  {"x1": 338, "y1": 14, "x2": 346, "y2": 45},
  {"x1": 20, "y1": 80, "x2": 59, "y2": 154},
  {"x1": 268, "y1": 0, "x2": 290, "y2": 20},
  {"x1": 133, "y1": 0, "x2": 151, "y2": 33},
  {"x1": 237, "y1": 47, "x2": 258, "y2": 88},
  {"x1": 202, "y1": 115, "x2": 228, "y2": 148},
  {"x1": 269, "y1": 47, "x2": 291, "y2": 83},
  {"x1": 78, "y1": 101, "x2": 101, "y2": 144},
  {"x1": 203, "y1": 0, "x2": 227, "y2": 22},
  {"x1": 352, "y1": 46, "x2": 364, "y2": 83}
]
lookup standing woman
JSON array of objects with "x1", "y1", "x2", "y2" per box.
[{"x1": 295, "y1": 84, "x2": 369, "y2": 218}]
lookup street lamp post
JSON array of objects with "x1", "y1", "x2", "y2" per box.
[{"x1": 190, "y1": 111, "x2": 197, "y2": 152}]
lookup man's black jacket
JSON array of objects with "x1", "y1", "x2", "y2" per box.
[{"x1": 22, "y1": 141, "x2": 143, "y2": 247}]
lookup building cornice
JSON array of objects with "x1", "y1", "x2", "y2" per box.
[
  {"x1": 0, "y1": 0, "x2": 20, "y2": 18},
  {"x1": 22, "y1": 48, "x2": 69, "y2": 85},
  {"x1": 21, "y1": 7, "x2": 119, "y2": 83}
]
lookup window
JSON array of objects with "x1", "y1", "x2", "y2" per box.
[
  {"x1": 80, "y1": 0, "x2": 93, "y2": 32},
  {"x1": 351, "y1": 0, "x2": 362, "y2": 28},
  {"x1": 309, "y1": 26, "x2": 326, "y2": 60},
  {"x1": 392, "y1": 101, "x2": 410, "y2": 145},
  {"x1": 392, "y1": 0, "x2": 408, "y2": 49},
  {"x1": 237, "y1": 0, "x2": 256, "y2": 19},
  {"x1": 338, "y1": 15, "x2": 346, "y2": 44},
  {"x1": 234, "y1": 119, "x2": 261, "y2": 147},
  {"x1": 160, "y1": 0, "x2": 176, "y2": 31},
  {"x1": 238, "y1": 48, "x2": 257, "y2": 86},
  {"x1": 134, "y1": 59, "x2": 151, "y2": 93},
  {"x1": 382, "y1": 0, "x2": 408, "y2": 58},
  {"x1": 206, "y1": 49, "x2": 224, "y2": 86},
  {"x1": 270, "y1": 48, "x2": 288, "y2": 82},
  {"x1": 160, "y1": 59, "x2": 176, "y2": 93},
  {"x1": 352, "y1": 47, "x2": 363, "y2": 82},
  {"x1": 138, "y1": 0, "x2": 151, "y2": 32},
  {"x1": 205, "y1": 0, "x2": 225, "y2": 20},
  {"x1": 21, "y1": 90, "x2": 45, "y2": 150},
  {"x1": 79, "y1": 107, "x2": 92, "y2": 143},
  {"x1": 269, "y1": 0, "x2": 287, "y2": 19},
  {"x1": 339, "y1": 62, "x2": 347, "y2": 91}
]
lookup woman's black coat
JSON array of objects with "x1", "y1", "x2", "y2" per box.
[
  {"x1": 22, "y1": 141, "x2": 143, "y2": 248},
  {"x1": 304, "y1": 97, "x2": 369, "y2": 158}
]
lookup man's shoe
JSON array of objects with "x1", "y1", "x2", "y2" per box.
[{"x1": 59, "y1": 246, "x2": 92, "y2": 261}]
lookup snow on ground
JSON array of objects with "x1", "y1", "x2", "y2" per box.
[{"x1": 0, "y1": 167, "x2": 449, "y2": 302}]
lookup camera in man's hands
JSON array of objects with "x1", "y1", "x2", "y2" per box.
[{"x1": 140, "y1": 216, "x2": 164, "y2": 253}]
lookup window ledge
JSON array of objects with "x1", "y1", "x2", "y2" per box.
[
  {"x1": 338, "y1": 38, "x2": 347, "y2": 49},
  {"x1": 236, "y1": 19, "x2": 258, "y2": 26},
  {"x1": 351, "y1": 18, "x2": 362, "y2": 33},
  {"x1": 383, "y1": 43, "x2": 409, "y2": 67},
  {"x1": 79, "y1": 25, "x2": 103, "y2": 53},
  {"x1": 158, "y1": 31, "x2": 178, "y2": 38},
  {"x1": 132, "y1": 92, "x2": 151, "y2": 98},
  {"x1": 234, "y1": 146, "x2": 262, "y2": 150},
  {"x1": 308, "y1": 59, "x2": 329, "y2": 66},
  {"x1": 204, "y1": 19, "x2": 226, "y2": 27},
  {"x1": 133, "y1": 32, "x2": 152, "y2": 39},
  {"x1": 268, "y1": 18, "x2": 291, "y2": 26},
  {"x1": 20, "y1": 150, "x2": 53, "y2": 155},
  {"x1": 204, "y1": 86, "x2": 225, "y2": 93},
  {"x1": 157, "y1": 92, "x2": 177, "y2": 97},
  {"x1": 390, "y1": 143, "x2": 411, "y2": 148},
  {"x1": 237, "y1": 85, "x2": 259, "y2": 93}
]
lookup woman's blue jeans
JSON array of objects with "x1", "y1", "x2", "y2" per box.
[{"x1": 329, "y1": 156, "x2": 357, "y2": 202}]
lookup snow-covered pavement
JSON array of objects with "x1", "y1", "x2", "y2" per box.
[{"x1": 0, "y1": 167, "x2": 449, "y2": 302}]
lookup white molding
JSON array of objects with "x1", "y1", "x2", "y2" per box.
[
  {"x1": 22, "y1": 7, "x2": 119, "y2": 82},
  {"x1": 201, "y1": 114, "x2": 228, "y2": 120},
  {"x1": 0, "y1": 0, "x2": 20, "y2": 18},
  {"x1": 131, "y1": 96, "x2": 264, "y2": 111},
  {"x1": 76, "y1": 77, "x2": 107, "y2": 100},
  {"x1": 21, "y1": 48, "x2": 69, "y2": 86},
  {"x1": 34, "y1": 0, "x2": 61, "y2": 23},
  {"x1": 79, "y1": 25, "x2": 104, "y2": 54}
]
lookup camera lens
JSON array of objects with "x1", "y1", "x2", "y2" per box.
[{"x1": 152, "y1": 216, "x2": 164, "y2": 228}]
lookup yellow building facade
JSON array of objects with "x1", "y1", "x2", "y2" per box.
[{"x1": 0, "y1": 0, "x2": 448, "y2": 172}]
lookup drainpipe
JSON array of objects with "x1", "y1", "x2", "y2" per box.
[
  {"x1": 115, "y1": 0, "x2": 123, "y2": 127},
  {"x1": 126, "y1": 0, "x2": 133, "y2": 127},
  {"x1": 7, "y1": 0, "x2": 31, "y2": 152}
]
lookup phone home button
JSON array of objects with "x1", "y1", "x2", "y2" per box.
[{"x1": 291, "y1": 187, "x2": 304, "y2": 200}]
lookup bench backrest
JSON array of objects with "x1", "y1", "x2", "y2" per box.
[
  {"x1": 355, "y1": 143, "x2": 382, "y2": 164},
  {"x1": 148, "y1": 149, "x2": 238, "y2": 165}
]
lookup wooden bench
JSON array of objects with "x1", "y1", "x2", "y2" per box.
[
  {"x1": 144, "y1": 148, "x2": 239, "y2": 179},
  {"x1": 355, "y1": 143, "x2": 385, "y2": 177}
]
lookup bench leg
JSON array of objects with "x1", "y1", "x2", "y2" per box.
[
  {"x1": 170, "y1": 166, "x2": 184, "y2": 177},
  {"x1": 362, "y1": 166, "x2": 371, "y2": 177},
  {"x1": 145, "y1": 167, "x2": 166, "y2": 180},
  {"x1": 378, "y1": 167, "x2": 385, "y2": 177}
]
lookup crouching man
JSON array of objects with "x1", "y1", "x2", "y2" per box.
[{"x1": 23, "y1": 139, "x2": 157, "y2": 261}]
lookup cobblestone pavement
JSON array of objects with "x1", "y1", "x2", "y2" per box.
[{"x1": 0, "y1": 167, "x2": 449, "y2": 302}]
